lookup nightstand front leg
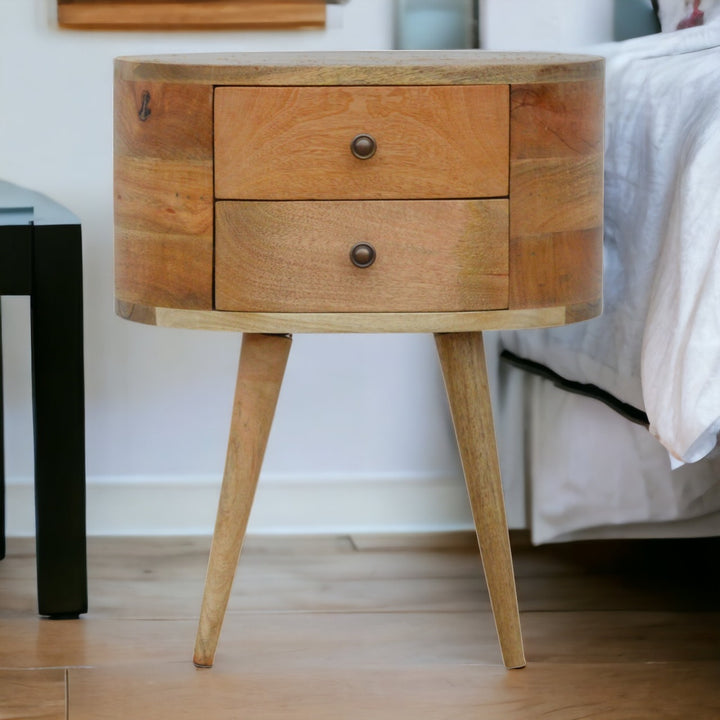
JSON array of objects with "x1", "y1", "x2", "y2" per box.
[
  {"x1": 434, "y1": 331, "x2": 525, "y2": 669},
  {"x1": 194, "y1": 333, "x2": 292, "y2": 668}
]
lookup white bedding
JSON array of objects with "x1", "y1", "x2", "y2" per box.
[
  {"x1": 493, "y1": 349, "x2": 720, "y2": 543},
  {"x1": 502, "y1": 18, "x2": 720, "y2": 465}
]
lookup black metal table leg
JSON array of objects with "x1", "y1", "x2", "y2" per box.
[
  {"x1": 0, "y1": 219, "x2": 33, "y2": 564},
  {"x1": 1, "y1": 181, "x2": 87, "y2": 617},
  {"x1": 0, "y1": 304, "x2": 4, "y2": 560},
  {"x1": 30, "y1": 222, "x2": 87, "y2": 618}
]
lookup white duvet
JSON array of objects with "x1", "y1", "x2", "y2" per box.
[{"x1": 502, "y1": 19, "x2": 720, "y2": 465}]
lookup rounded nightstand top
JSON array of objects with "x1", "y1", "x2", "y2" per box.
[{"x1": 114, "y1": 50, "x2": 604, "y2": 86}]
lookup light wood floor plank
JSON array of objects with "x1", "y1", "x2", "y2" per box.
[
  {"x1": 2, "y1": 610, "x2": 719, "y2": 671},
  {"x1": 5, "y1": 536, "x2": 717, "y2": 622},
  {"x1": 68, "y1": 662, "x2": 720, "y2": 720},
  {"x1": 5, "y1": 573, "x2": 708, "y2": 621},
  {"x1": 0, "y1": 669, "x2": 66, "y2": 720},
  {"x1": 2, "y1": 535, "x2": 719, "y2": 719}
]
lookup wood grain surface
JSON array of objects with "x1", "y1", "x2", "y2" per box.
[
  {"x1": 113, "y1": 52, "x2": 604, "y2": 323},
  {"x1": 58, "y1": 1, "x2": 326, "y2": 30},
  {"x1": 114, "y1": 51, "x2": 604, "y2": 86},
  {"x1": 194, "y1": 334, "x2": 292, "y2": 668},
  {"x1": 67, "y1": 663, "x2": 720, "y2": 720},
  {"x1": 3, "y1": 535, "x2": 720, "y2": 718},
  {"x1": 0, "y1": 669, "x2": 66, "y2": 720},
  {"x1": 214, "y1": 85, "x2": 508, "y2": 200},
  {"x1": 114, "y1": 299, "x2": 579, "y2": 334},
  {"x1": 435, "y1": 332, "x2": 525, "y2": 669},
  {"x1": 214, "y1": 200, "x2": 508, "y2": 313},
  {"x1": 508, "y1": 77, "x2": 604, "y2": 312},
  {"x1": 114, "y1": 77, "x2": 214, "y2": 309}
]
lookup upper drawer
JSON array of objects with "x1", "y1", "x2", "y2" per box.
[{"x1": 214, "y1": 85, "x2": 509, "y2": 200}]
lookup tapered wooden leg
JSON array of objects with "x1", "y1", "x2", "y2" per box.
[
  {"x1": 193, "y1": 333, "x2": 291, "y2": 668},
  {"x1": 435, "y1": 331, "x2": 526, "y2": 669}
]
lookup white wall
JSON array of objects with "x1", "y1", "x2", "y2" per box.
[
  {"x1": 480, "y1": 0, "x2": 614, "y2": 50},
  {"x1": 1, "y1": 0, "x2": 613, "y2": 537},
  {"x1": 2, "y1": 0, "x2": 484, "y2": 536}
]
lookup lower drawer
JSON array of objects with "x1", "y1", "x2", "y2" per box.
[{"x1": 214, "y1": 200, "x2": 508, "y2": 313}]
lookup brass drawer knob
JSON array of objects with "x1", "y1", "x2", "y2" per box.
[
  {"x1": 350, "y1": 242, "x2": 376, "y2": 268},
  {"x1": 350, "y1": 134, "x2": 377, "y2": 160}
]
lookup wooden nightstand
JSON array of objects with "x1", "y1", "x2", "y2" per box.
[{"x1": 113, "y1": 51, "x2": 604, "y2": 669}]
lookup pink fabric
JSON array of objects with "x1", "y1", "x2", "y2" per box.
[{"x1": 677, "y1": 0, "x2": 705, "y2": 28}]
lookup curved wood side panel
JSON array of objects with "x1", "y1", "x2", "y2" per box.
[
  {"x1": 114, "y1": 73, "x2": 214, "y2": 309},
  {"x1": 509, "y1": 77, "x2": 604, "y2": 320}
]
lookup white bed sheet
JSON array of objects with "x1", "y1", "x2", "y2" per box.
[
  {"x1": 501, "y1": 19, "x2": 720, "y2": 465},
  {"x1": 491, "y1": 337, "x2": 720, "y2": 544}
]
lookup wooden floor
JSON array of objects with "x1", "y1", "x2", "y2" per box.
[{"x1": 1, "y1": 532, "x2": 720, "y2": 719}]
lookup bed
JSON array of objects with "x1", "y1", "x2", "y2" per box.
[{"x1": 493, "y1": 3, "x2": 720, "y2": 543}]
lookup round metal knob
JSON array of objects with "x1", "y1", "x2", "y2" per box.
[
  {"x1": 350, "y1": 242, "x2": 376, "y2": 268},
  {"x1": 350, "y1": 134, "x2": 377, "y2": 160}
]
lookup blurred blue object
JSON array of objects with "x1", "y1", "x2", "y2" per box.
[
  {"x1": 395, "y1": 0, "x2": 478, "y2": 49},
  {"x1": 614, "y1": 0, "x2": 661, "y2": 40}
]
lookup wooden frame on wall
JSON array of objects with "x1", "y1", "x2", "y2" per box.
[{"x1": 57, "y1": 0, "x2": 327, "y2": 30}]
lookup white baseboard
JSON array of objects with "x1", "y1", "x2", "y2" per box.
[{"x1": 4, "y1": 473, "x2": 478, "y2": 537}]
